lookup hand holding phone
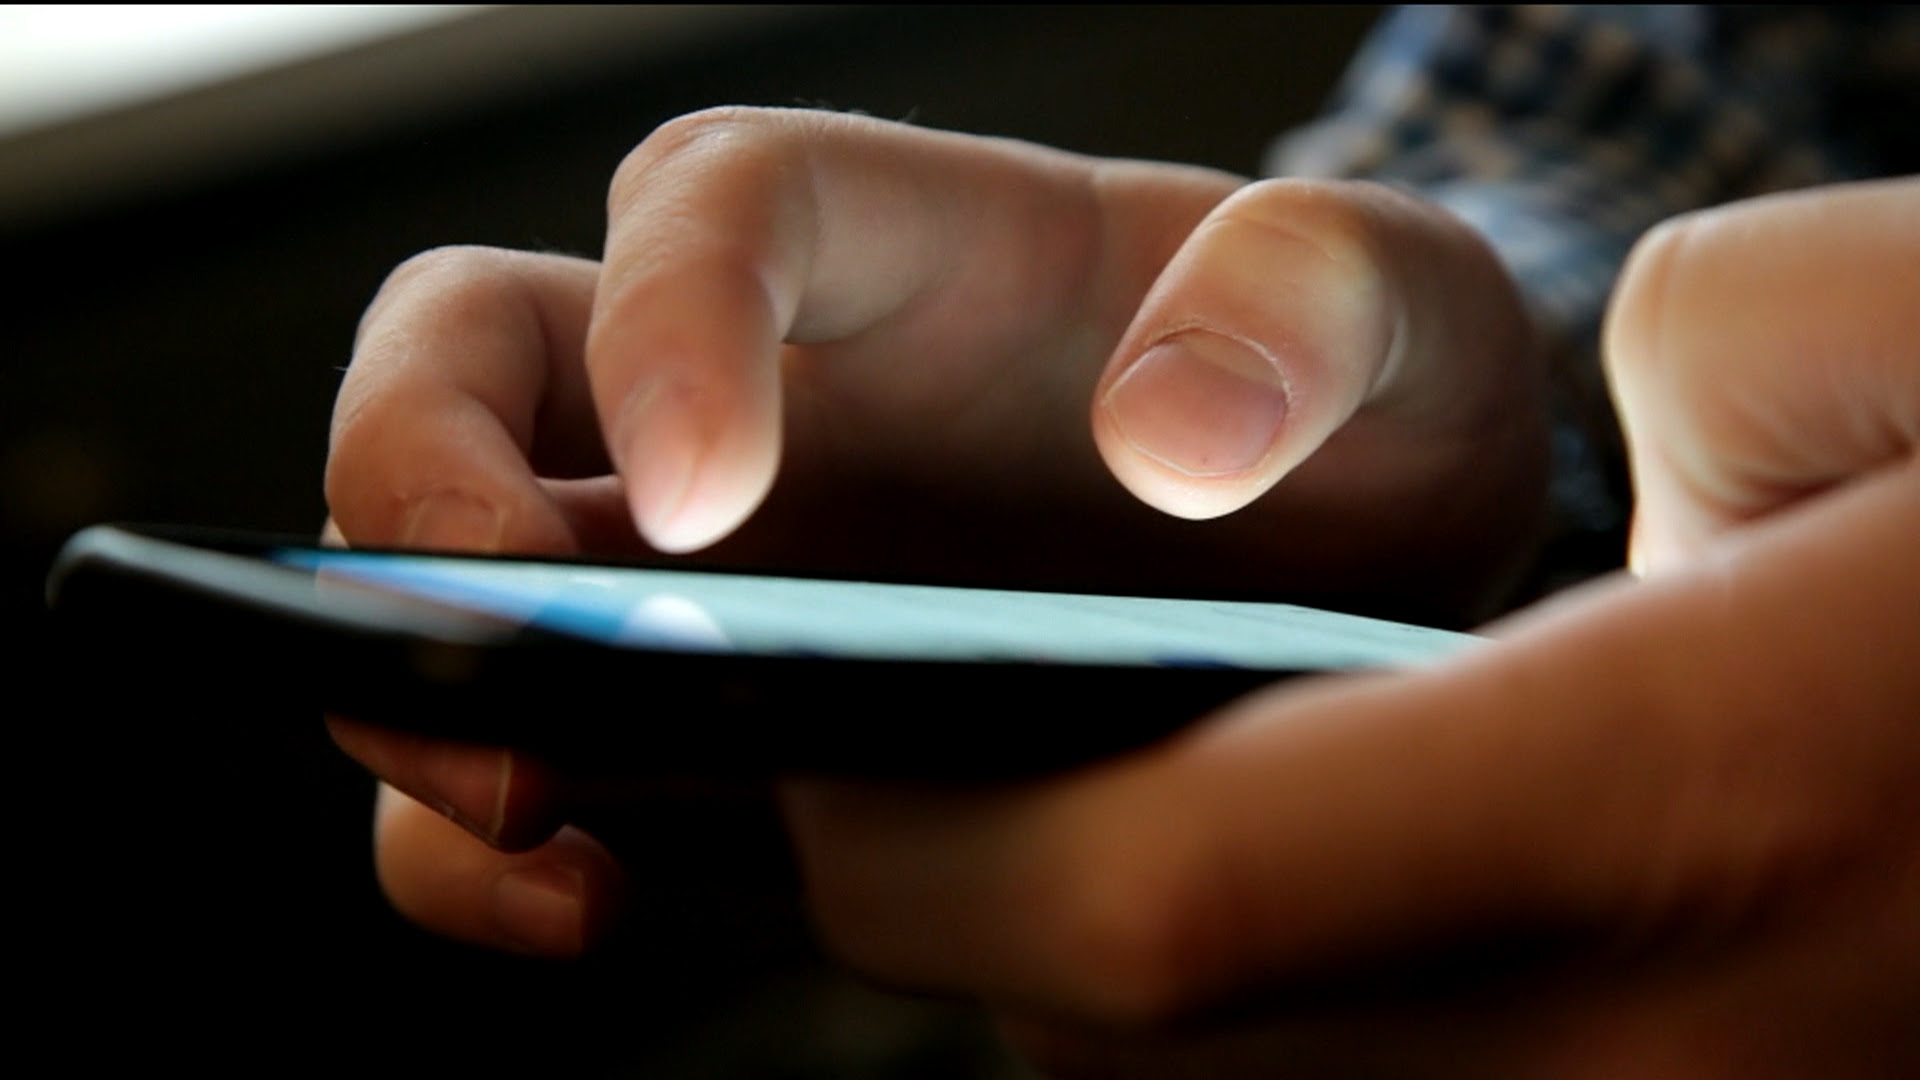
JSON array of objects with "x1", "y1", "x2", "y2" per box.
[{"x1": 256, "y1": 106, "x2": 1556, "y2": 988}]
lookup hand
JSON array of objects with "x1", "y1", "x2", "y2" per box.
[
  {"x1": 324, "y1": 111, "x2": 1551, "y2": 962},
  {"x1": 777, "y1": 179, "x2": 1920, "y2": 1075},
  {"x1": 326, "y1": 107, "x2": 1546, "y2": 612}
]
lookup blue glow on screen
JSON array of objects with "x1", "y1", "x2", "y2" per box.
[{"x1": 278, "y1": 549, "x2": 1481, "y2": 670}]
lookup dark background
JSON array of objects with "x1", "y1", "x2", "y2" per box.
[{"x1": 9, "y1": 7, "x2": 1379, "y2": 1069}]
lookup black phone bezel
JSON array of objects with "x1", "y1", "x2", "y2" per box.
[{"x1": 48, "y1": 524, "x2": 1293, "y2": 779}]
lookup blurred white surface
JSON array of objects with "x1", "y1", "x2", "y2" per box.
[
  {"x1": 0, "y1": 4, "x2": 823, "y2": 229},
  {"x1": 0, "y1": 5, "x2": 486, "y2": 139}
]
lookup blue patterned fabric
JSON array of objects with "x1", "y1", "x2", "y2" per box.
[{"x1": 1269, "y1": 5, "x2": 1920, "y2": 564}]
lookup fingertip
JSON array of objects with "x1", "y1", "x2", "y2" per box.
[
  {"x1": 617, "y1": 380, "x2": 780, "y2": 553},
  {"x1": 1624, "y1": 509, "x2": 1701, "y2": 581},
  {"x1": 489, "y1": 826, "x2": 627, "y2": 958},
  {"x1": 492, "y1": 861, "x2": 589, "y2": 958},
  {"x1": 627, "y1": 462, "x2": 775, "y2": 554},
  {"x1": 493, "y1": 827, "x2": 627, "y2": 958},
  {"x1": 1092, "y1": 329, "x2": 1292, "y2": 520},
  {"x1": 399, "y1": 490, "x2": 507, "y2": 552},
  {"x1": 1101, "y1": 331, "x2": 1294, "y2": 481},
  {"x1": 372, "y1": 788, "x2": 623, "y2": 959},
  {"x1": 329, "y1": 717, "x2": 564, "y2": 852},
  {"x1": 624, "y1": 452, "x2": 777, "y2": 554},
  {"x1": 1092, "y1": 427, "x2": 1266, "y2": 521},
  {"x1": 326, "y1": 416, "x2": 581, "y2": 558},
  {"x1": 1090, "y1": 180, "x2": 1406, "y2": 522}
]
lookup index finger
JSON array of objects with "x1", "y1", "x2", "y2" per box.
[{"x1": 585, "y1": 107, "x2": 1165, "y2": 552}]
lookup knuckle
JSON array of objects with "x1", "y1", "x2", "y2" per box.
[
  {"x1": 1047, "y1": 876, "x2": 1211, "y2": 1026},
  {"x1": 791, "y1": 785, "x2": 1224, "y2": 1028},
  {"x1": 371, "y1": 245, "x2": 496, "y2": 308},
  {"x1": 381, "y1": 242, "x2": 512, "y2": 287},
  {"x1": 1208, "y1": 177, "x2": 1381, "y2": 273},
  {"x1": 353, "y1": 246, "x2": 542, "y2": 393},
  {"x1": 1604, "y1": 212, "x2": 1698, "y2": 386},
  {"x1": 809, "y1": 853, "x2": 1213, "y2": 1027},
  {"x1": 364, "y1": 245, "x2": 528, "y2": 338},
  {"x1": 608, "y1": 106, "x2": 790, "y2": 222},
  {"x1": 1021, "y1": 806, "x2": 1224, "y2": 1027}
]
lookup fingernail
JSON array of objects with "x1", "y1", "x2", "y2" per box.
[
  {"x1": 422, "y1": 746, "x2": 514, "y2": 848},
  {"x1": 493, "y1": 863, "x2": 586, "y2": 957},
  {"x1": 1102, "y1": 331, "x2": 1291, "y2": 477},
  {"x1": 619, "y1": 382, "x2": 699, "y2": 549},
  {"x1": 401, "y1": 492, "x2": 504, "y2": 552}
]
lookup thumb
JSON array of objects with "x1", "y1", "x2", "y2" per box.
[
  {"x1": 781, "y1": 450, "x2": 1920, "y2": 1027},
  {"x1": 1603, "y1": 178, "x2": 1920, "y2": 577},
  {"x1": 1092, "y1": 179, "x2": 1535, "y2": 520}
]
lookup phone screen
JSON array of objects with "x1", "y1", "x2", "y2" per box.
[
  {"x1": 48, "y1": 526, "x2": 1489, "y2": 774},
  {"x1": 275, "y1": 547, "x2": 1481, "y2": 672}
]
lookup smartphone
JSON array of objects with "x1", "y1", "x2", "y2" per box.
[{"x1": 47, "y1": 524, "x2": 1483, "y2": 779}]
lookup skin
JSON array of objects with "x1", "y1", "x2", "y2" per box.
[{"x1": 324, "y1": 107, "x2": 1919, "y2": 1075}]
